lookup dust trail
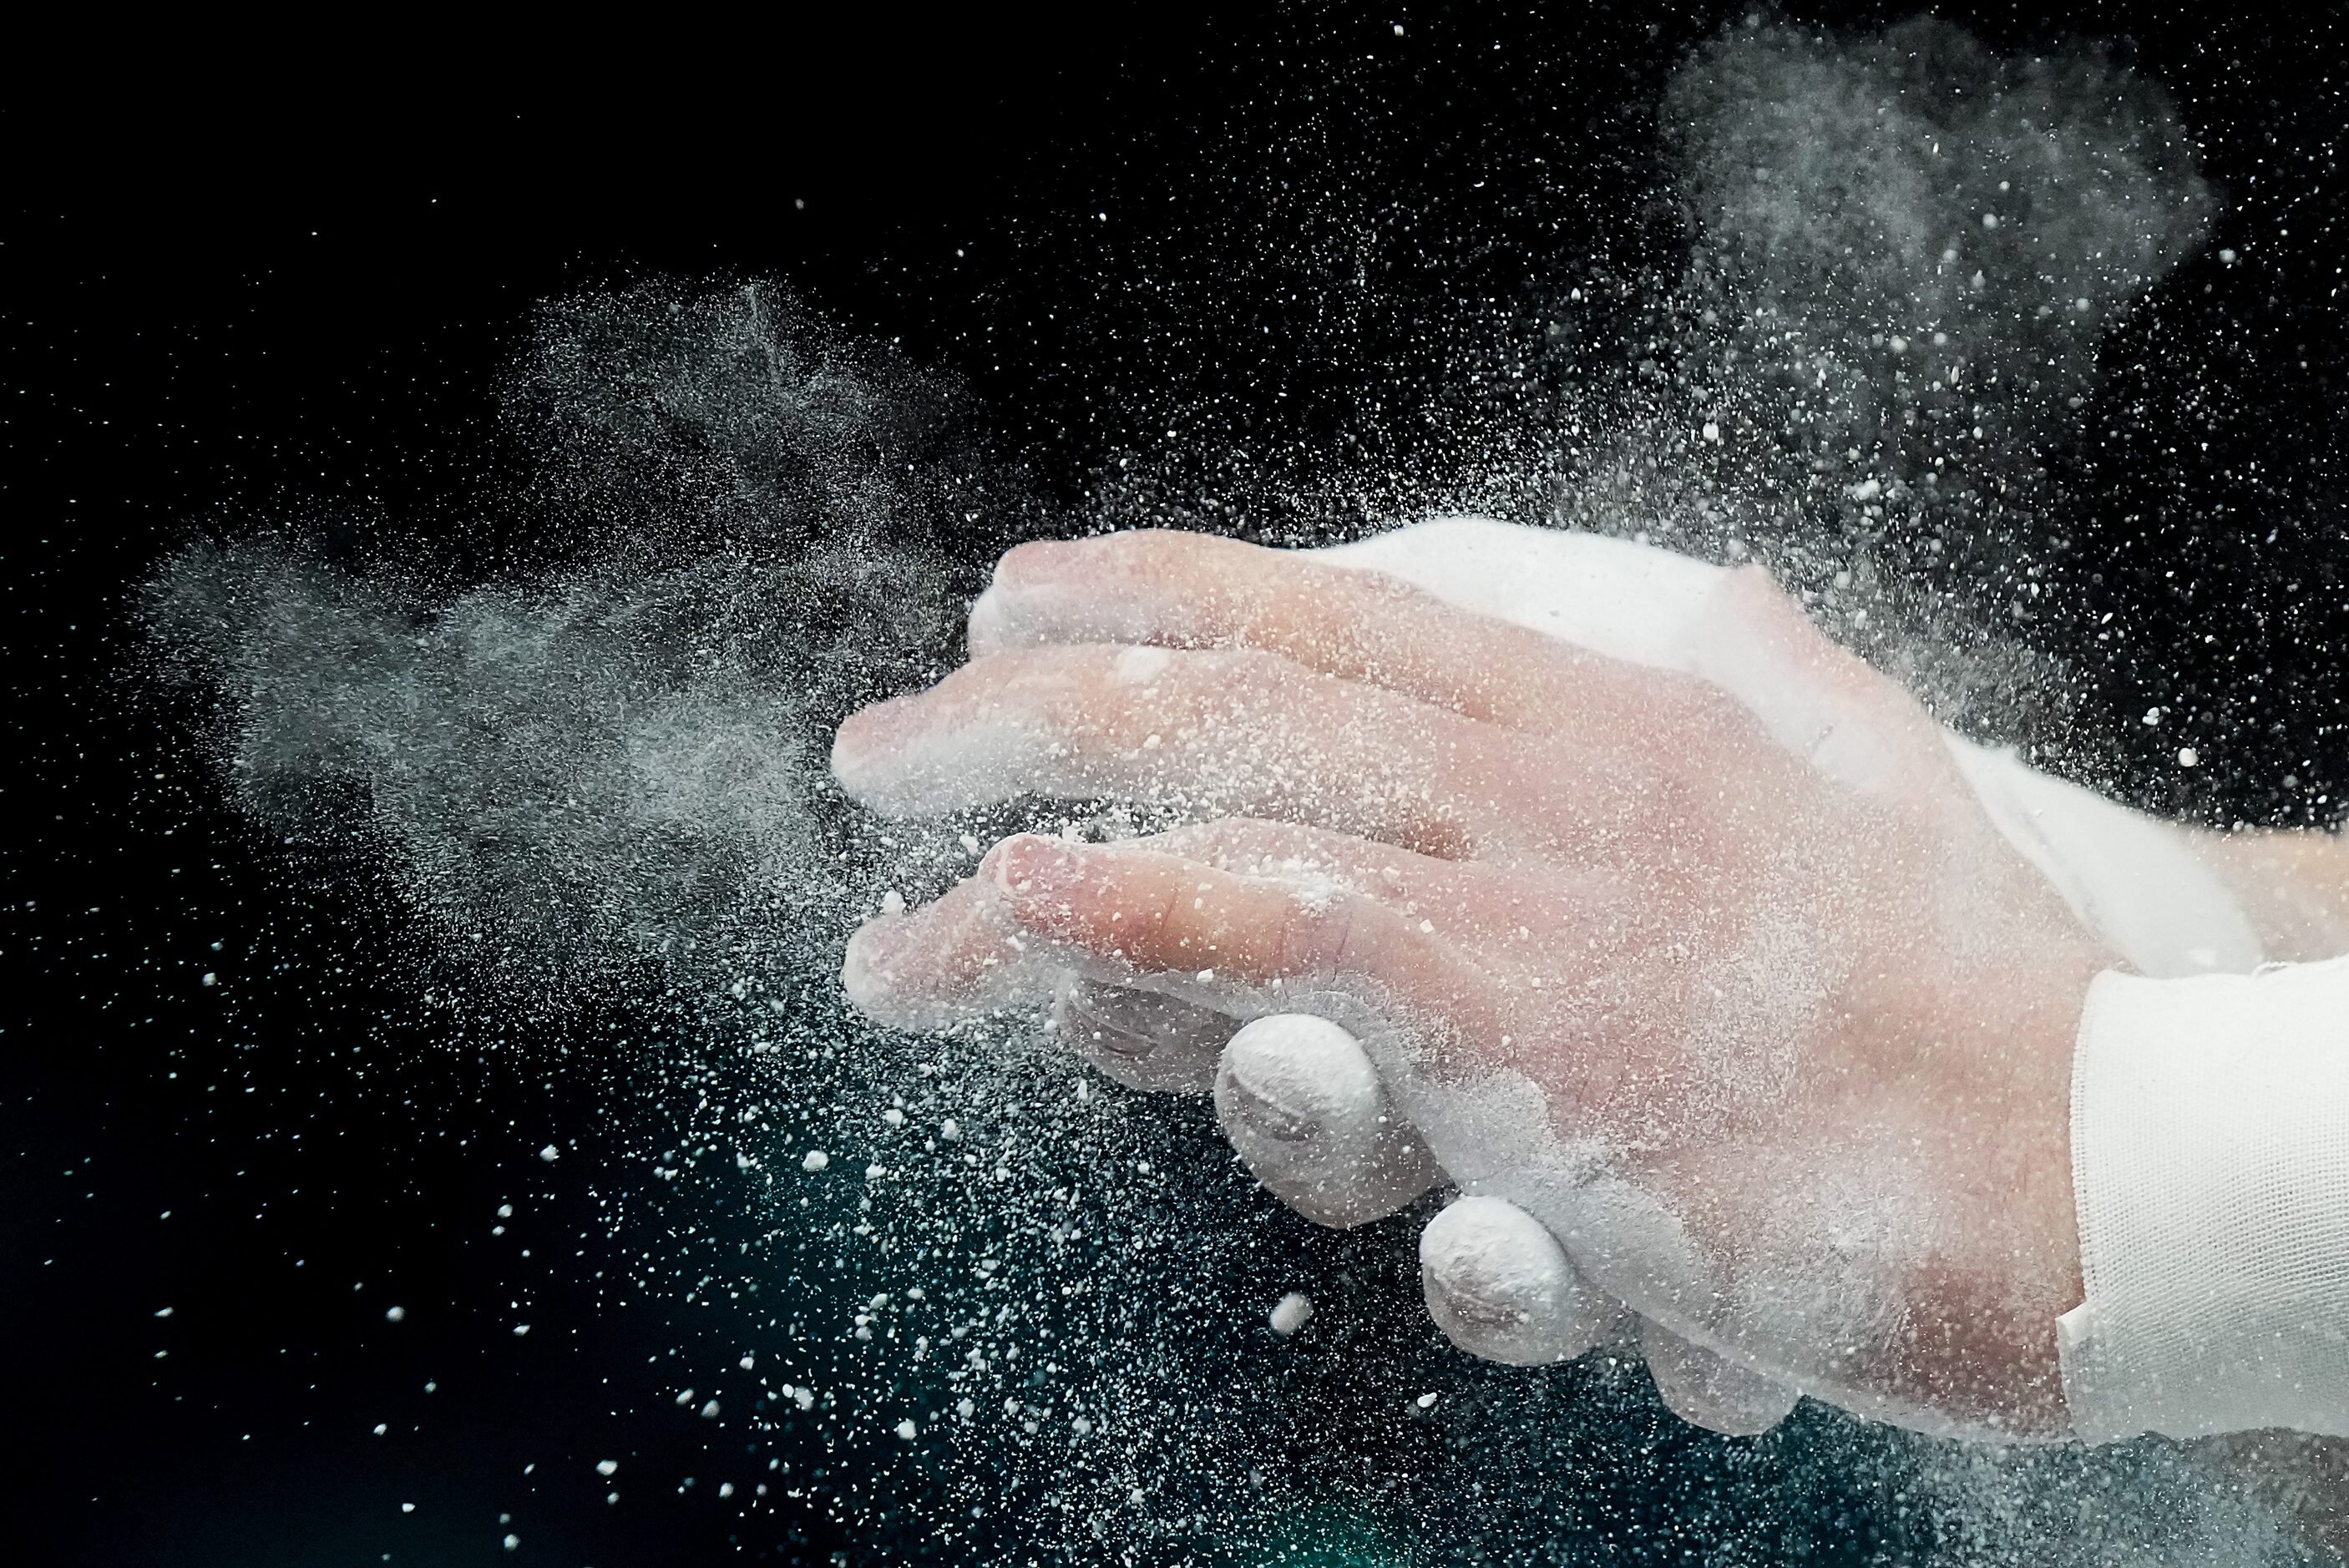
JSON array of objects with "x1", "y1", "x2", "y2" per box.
[
  {"x1": 1617, "y1": 18, "x2": 2212, "y2": 741},
  {"x1": 145, "y1": 283, "x2": 990, "y2": 1009},
  {"x1": 1656, "y1": 17, "x2": 2210, "y2": 554},
  {"x1": 137, "y1": 19, "x2": 2321, "y2": 1568}
]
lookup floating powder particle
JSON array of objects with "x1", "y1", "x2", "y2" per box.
[{"x1": 129, "y1": 23, "x2": 2320, "y2": 1566}]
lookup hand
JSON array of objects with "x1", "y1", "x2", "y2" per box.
[{"x1": 833, "y1": 529, "x2": 2109, "y2": 1439}]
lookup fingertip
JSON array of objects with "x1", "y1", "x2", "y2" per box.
[
  {"x1": 839, "y1": 914, "x2": 929, "y2": 1029},
  {"x1": 967, "y1": 539, "x2": 1079, "y2": 655},
  {"x1": 831, "y1": 692, "x2": 1034, "y2": 818},
  {"x1": 986, "y1": 834, "x2": 1177, "y2": 964},
  {"x1": 838, "y1": 870, "x2": 1074, "y2": 1032},
  {"x1": 973, "y1": 532, "x2": 1234, "y2": 655},
  {"x1": 828, "y1": 701, "x2": 913, "y2": 812},
  {"x1": 984, "y1": 831, "x2": 1090, "y2": 903},
  {"x1": 1420, "y1": 1195, "x2": 1612, "y2": 1366},
  {"x1": 968, "y1": 541, "x2": 1060, "y2": 656},
  {"x1": 990, "y1": 538, "x2": 1068, "y2": 592},
  {"x1": 1214, "y1": 1014, "x2": 1436, "y2": 1229},
  {"x1": 828, "y1": 705, "x2": 879, "y2": 776},
  {"x1": 965, "y1": 582, "x2": 1015, "y2": 658}
]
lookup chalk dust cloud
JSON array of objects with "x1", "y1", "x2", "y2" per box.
[{"x1": 139, "y1": 19, "x2": 2326, "y2": 1566}]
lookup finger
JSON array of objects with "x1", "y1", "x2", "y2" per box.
[
  {"x1": 833, "y1": 642, "x2": 1544, "y2": 857},
  {"x1": 1142, "y1": 817, "x2": 1611, "y2": 952},
  {"x1": 845, "y1": 819, "x2": 1530, "y2": 1042},
  {"x1": 1053, "y1": 975, "x2": 1230, "y2": 1093},
  {"x1": 843, "y1": 867, "x2": 1071, "y2": 1030},
  {"x1": 970, "y1": 529, "x2": 1655, "y2": 731},
  {"x1": 1639, "y1": 1320, "x2": 1801, "y2": 1436},
  {"x1": 1212, "y1": 1014, "x2": 1438, "y2": 1229},
  {"x1": 1139, "y1": 815, "x2": 1433, "y2": 882},
  {"x1": 1419, "y1": 1195, "x2": 1617, "y2": 1365},
  {"x1": 1045, "y1": 821, "x2": 1445, "y2": 1099},
  {"x1": 846, "y1": 831, "x2": 1476, "y2": 1034},
  {"x1": 968, "y1": 528, "x2": 1745, "y2": 748},
  {"x1": 982, "y1": 832, "x2": 1483, "y2": 1018}
]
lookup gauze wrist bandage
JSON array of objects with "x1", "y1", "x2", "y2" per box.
[{"x1": 2060, "y1": 960, "x2": 2349, "y2": 1440}]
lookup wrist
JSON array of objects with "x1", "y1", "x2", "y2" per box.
[
  {"x1": 1889, "y1": 940, "x2": 2100, "y2": 1435},
  {"x1": 2189, "y1": 827, "x2": 2349, "y2": 963}
]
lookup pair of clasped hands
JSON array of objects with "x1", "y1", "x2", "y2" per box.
[{"x1": 830, "y1": 520, "x2": 2109, "y2": 1440}]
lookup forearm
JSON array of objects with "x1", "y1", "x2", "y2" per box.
[{"x1": 2189, "y1": 827, "x2": 2349, "y2": 964}]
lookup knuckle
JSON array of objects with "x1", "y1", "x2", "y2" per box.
[
  {"x1": 1133, "y1": 868, "x2": 1192, "y2": 959},
  {"x1": 1278, "y1": 893, "x2": 1390, "y2": 980},
  {"x1": 1271, "y1": 897, "x2": 1342, "y2": 979}
]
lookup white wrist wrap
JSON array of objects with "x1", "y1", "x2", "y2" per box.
[{"x1": 2060, "y1": 962, "x2": 2349, "y2": 1440}]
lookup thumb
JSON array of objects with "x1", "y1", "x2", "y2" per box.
[
  {"x1": 1640, "y1": 1320, "x2": 1801, "y2": 1436},
  {"x1": 1213, "y1": 1014, "x2": 1437, "y2": 1229},
  {"x1": 1418, "y1": 1194, "x2": 1617, "y2": 1366}
]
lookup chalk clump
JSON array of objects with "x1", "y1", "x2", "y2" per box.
[
  {"x1": 1419, "y1": 1196, "x2": 1615, "y2": 1368},
  {"x1": 1214, "y1": 1014, "x2": 1435, "y2": 1228}
]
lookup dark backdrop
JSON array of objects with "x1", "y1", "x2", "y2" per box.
[{"x1": 7, "y1": 6, "x2": 2346, "y2": 1565}]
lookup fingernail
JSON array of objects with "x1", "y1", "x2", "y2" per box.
[
  {"x1": 1422, "y1": 1264, "x2": 1531, "y2": 1336},
  {"x1": 1217, "y1": 1015, "x2": 1437, "y2": 1230},
  {"x1": 1218, "y1": 1063, "x2": 1319, "y2": 1142},
  {"x1": 1418, "y1": 1196, "x2": 1610, "y2": 1366}
]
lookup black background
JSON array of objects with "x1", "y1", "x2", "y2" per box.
[{"x1": 7, "y1": 5, "x2": 2347, "y2": 1564}]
